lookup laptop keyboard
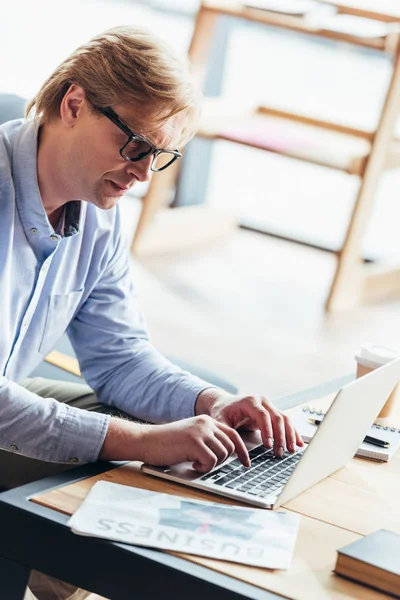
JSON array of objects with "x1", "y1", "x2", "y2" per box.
[{"x1": 199, "y1": 445, "x2": 303, "y2": 498}]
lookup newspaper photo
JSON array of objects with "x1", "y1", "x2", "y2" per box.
[{"x1": 68, "y1": 481, "x2": 300, "y2": 569}]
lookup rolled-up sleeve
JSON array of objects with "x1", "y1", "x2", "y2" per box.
[{"x1": 0, "y1": 377, "x2": 110, "y2": 463}]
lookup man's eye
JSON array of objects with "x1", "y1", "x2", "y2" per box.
[{"x1": 126, "y1": 140, "x2": 142, "y2": 151}]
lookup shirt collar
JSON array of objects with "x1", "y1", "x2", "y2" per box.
[{"x1": 13, "y1": 118, "x2": 82, "y2": 240}]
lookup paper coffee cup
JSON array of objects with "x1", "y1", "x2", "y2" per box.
[{"x1": 354, "y1": 343, "x2": 399, "y2": 418}]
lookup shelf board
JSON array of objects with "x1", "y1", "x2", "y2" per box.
[
  {"x1": 197, "y1": 98, "x2": 372, "y2": 174},
  {"x1": 321, "y1": 1, "x2": 400, "y2": 23},
  {"x1": 202, "y1": 0, "x2": 397, "y2": 53}
]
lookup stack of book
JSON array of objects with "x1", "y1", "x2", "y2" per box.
[{"x1": 335, "y1": 529, "x2": 400, "y2": 597}]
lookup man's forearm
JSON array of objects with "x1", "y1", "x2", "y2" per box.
[
  {"x1": 0, "y1": 376, "x2": 108, "y2": 464},
  {"x1": 99, "y1": 417, "x2": 148, "y2": 461}
]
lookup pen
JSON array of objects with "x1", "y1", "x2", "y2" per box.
[{"x1": 308, "y1": 418, "x2": 390, "y2": 448}]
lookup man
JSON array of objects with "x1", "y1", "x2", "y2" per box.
[{"x1": 0, "y1": 26, "x2": 303, "y2": 599}]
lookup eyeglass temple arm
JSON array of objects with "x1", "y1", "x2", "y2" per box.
[{"x1": 100, "y1": 107, "x2": 133, "y2": 138}]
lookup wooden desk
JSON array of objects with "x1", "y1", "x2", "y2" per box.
[{"x1": 0, "y1": 378, "x2": 398, "y2": 600}]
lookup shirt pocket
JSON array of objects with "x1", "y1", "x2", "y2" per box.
[{"x1": 39, "y1": 289, "x2": 84, "y2": 355}]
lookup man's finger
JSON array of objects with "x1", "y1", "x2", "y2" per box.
[
  {"x1": 214, "y1": 429, "x2": 236, "y2": 457},
  {"x1": 295, "y1": 427, "x2": 305, "y2": 447},
  {"x1": 205, "y1": 436, "x2": 231, "y2": 465},
  {"x1": 282, "y1": 413, "x2": 298, "y2": 453},
  {"x1": 260, "y1": 398, "x2": 286, "y2": 456},
  {"x1": 217, "y1": 422, "x2": 250, "y2": 467},
  {"x1": 192, "y1": 442, "x2": 218, "y2": 473},
  {"x1": 234, "y1": 401, "x2": 274, "y2": 450},
  {"x1": 251, "y1": 406, "x2": 274, "y2": 449}
]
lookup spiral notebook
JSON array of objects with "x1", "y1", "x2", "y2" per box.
[{"x1": 292, "y1": 406, "x2": 400, "y2": 462}]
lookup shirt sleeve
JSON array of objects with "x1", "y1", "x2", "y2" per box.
[
  {"x1": 67, "y1": 215, "x2": 214, "y2": 424},
  {"x1": 0, "y1": 376, "x2": 110, "y2": 463}
]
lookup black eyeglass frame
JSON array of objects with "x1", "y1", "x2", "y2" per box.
[{"x1": 99, "y1": 106, "x2": 182, "y2": 172}]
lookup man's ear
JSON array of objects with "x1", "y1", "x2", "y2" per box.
[{"x1": 59, "y1": 84, "x2": 86, "y2": 127}]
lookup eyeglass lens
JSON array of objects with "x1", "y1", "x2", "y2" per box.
[
  {"x1": 123, "y1": 138, "x2": 153, "y2": 161},
  {"x1": 122, "y1": 139, "x2": 176, "y2": 170},
  {"x1": 152, "y1": 152, "x2": 176, "y2": 171}
]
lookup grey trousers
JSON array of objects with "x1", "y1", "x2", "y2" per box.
[
  {"x1": 0, "y1": 377, "x2": 116, "y2": 490},
  {"x1": 0, "y1": 378, "x2": 112, "y2": 600}
]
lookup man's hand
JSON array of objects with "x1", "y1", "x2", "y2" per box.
[
  {"x1": 100, "y1": 414, "x2": 251, "y2": 472},
  {"x1": 196, "y1": 388, "x2": 304, "y2": 458}
]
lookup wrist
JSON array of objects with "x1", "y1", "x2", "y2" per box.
[
  {"x1": 99, "y1": 417, "x2": 151, "y2": 461},
  {"x1": 195, "y1": 387, "x2": 223, "y2": 416}
]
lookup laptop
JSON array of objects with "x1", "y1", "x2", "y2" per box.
[{"x1": 142, "y1": 358, "x2": 400, "y2": 509}]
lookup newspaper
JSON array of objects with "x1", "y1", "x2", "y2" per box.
[{"x1": 68, "y1": 481, "x2": 300, "y2": 569}]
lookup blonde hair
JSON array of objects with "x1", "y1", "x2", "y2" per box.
[{"x1": 26, "y1": 26, "x2": 200, "y2": 146}]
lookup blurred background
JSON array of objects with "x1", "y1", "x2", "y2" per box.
[{"x1": 2, "y1": 0, "x2": 400, "y2": 401}]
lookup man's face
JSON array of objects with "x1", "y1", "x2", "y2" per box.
[{"x1": 59, "y1": 92, "x2": 185, "y2": 210}]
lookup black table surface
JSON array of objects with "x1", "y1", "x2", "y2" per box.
[{"x1": 0, "y1": 374, "x2": 352, "y2": 600}]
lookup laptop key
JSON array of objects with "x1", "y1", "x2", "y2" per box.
[
  {"x1": 213, "y1": 476, "x2": 236, "y2": 485},
  {"x1": 258, "y1": 482, "x2": 275, "y2": 491},
  {"x1": 219, "y1": 464, "x2": 239, "y2": 474},
  {"x1": 228, "y1": 459, "x2": 243, "y2": 468},
  {"x1": 225, "y1": 480, "x2": 243, "y2": 489},
  {"x1": 252, "y1": 478, "x2": 267, "y2": 486},
  {"x1": 261, "y1": 488, "x2": 280, "y2": 498},
  {"x1": 235, "y1": 467, "x2": 253, "y2": 476},
  {"x1": 253, "y1": 466, "x2": 272, "y2": 474},
  {"x1": 200, "y1": 471, "x2": 224, "y2": 481},
  {"x1": 249, "y1": 446, "x2": 267, "y2": 458},
  {"x1": 246, "y1": 488, "x2": 262, "y2": 495},
  {"x1": 238, "y1": 484, "x2": 252, "y2": 491}
]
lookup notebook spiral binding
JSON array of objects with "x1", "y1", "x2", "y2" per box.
[{"x1": 302, "y1": 405, "x2": 400, "y2": 433}]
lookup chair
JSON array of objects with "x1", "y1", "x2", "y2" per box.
[
  {"x1": 131, "y1": 1, "x2": 400, "y2": 312},
  {"x1": 0, "y1": 93, "x2": 26, "y2": 124}
]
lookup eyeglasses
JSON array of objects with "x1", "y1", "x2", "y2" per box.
[{"x1": 99, "y1": 106, "x2": 182, "y2": 172}]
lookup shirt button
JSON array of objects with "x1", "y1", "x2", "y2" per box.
[
  {"x1": 68, "y1": 457, "x2": 79, "y2": 464},
  {"x1": 42, "y1": 264, "x2": 48, "y2": 273},
  {"x1": 30, "y1": 228, "x2": 37, "y2": 234},
  {"x1": 9, "y1": 444, "x2": 18, "y2": 452},
  {"x1": 50, "y1": 234, "x2": 58, "y2": 241}
]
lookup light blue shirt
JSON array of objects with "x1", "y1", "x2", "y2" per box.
[{"x1": 0, "y1": 118, "x2": 211, "y2": 465}]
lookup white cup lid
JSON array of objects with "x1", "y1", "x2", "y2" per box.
[{"x1": 354, "y1": 343, "x2": 398, "y2": 369}]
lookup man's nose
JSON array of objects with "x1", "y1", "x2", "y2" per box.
[{"x1": 127, "y1": 155, "x2": 153, "y2": 183}]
